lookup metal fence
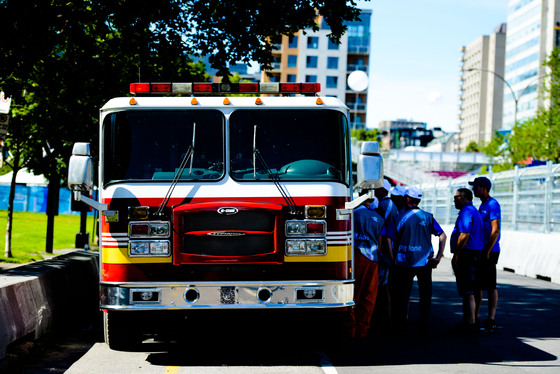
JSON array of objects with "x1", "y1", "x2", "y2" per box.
[
  {"x1": 0, "y1": 184, "x2": 82, "y2": 215},
  {"x1": 417, "y1": 162, "x2": 560, "y2": 233}
]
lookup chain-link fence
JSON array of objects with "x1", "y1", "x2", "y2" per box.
[{"x1": 417, "y1": 162, "x2": 560, "y2": 233}]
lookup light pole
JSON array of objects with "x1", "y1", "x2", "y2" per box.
[{"x1": 466, "y1": 68, "x2": 548, "y2": 128}]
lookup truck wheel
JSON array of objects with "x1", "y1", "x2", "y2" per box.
[{"x1": 104, "y1": 311, "x2": 141, "y2": 351}]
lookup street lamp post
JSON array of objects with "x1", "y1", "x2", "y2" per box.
[{"x1": 466, "y1": 68, "x2": 548, "y2": 129}]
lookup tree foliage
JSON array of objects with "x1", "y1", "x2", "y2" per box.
[
  {"x1": 0, "y1": 0, "x2": 363, "y2": 257},
  {"x1": 181, "y1": 0, "x2": 361, "y2": 76},
  {"x1": 351, "y1": 128, "x2": 381, "y2": 142},
  {"x1": 465, "y1": 141, "x2": 481, "y2": 153},
  {"x1": 1, "y1": 0, "x2": 363, "y2": 167}
]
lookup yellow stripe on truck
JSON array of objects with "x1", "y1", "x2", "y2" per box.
[
  {"x1": 284, "y1": 245, "x2": 351, "y2": 263},
  {"x1": 102, "y1": 247, "x2": 173, "y2": 264},
  {"x1": 102, "y1": 245, "x2": 351, "y2": 264}
]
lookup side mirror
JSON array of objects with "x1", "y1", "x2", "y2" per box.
[
  {"x1": 357, "y1": 141, "x2": 383, "y2": 189},
  {"x1": 68, "y1": 142, "x2": 93, "y2": 192}
]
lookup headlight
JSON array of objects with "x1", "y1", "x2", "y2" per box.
[
  {"x1": 285, "y1": 220, "x2": 326, "y2": 237},
  {"x1": 129, "y1": 221, "x2": 170, "y2": 238},
  {"x1": 286, "y1": 221, "x2": 306, "y2": 236},
  {"x1": 306, "y1": 239, "x2": 327, "y2": 255},
  {"x1": 130, "y1": 241, "x2": 150, "y2": 255},
  {"x1": 149, "y1": 223, "x2": 170, "y2": 236},
  {"x1": 286, "y1": 239, "x2": 327, "y2": 256},
  {"x1": 286, "y1": 239, "x2": 307, "y2": 255},
  {"x1": 129, "y1": 240, "x2": 170, "y2": 257}
]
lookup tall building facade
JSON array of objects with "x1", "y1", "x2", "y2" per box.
[
  {"x1": 261, "y1": 10, "x2": 372, "y2": 129},
  {"x1": 503, "y1": 0, "x2": 560, "y2": 129},
  {"x1": 458, "y1": 24, "x2": 506, "y2": 151}
]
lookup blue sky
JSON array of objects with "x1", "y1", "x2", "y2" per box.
[{"x1": 360, "y1": 0, "x2": 509, "y2": 132}]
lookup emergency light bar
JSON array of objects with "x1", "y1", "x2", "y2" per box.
[{"x1": 129, "y1": 82, "x2": 321, "y2": 96}]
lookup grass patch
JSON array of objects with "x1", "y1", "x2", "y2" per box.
[{"x1": 0, "y1": 210, "x2": 97, "y2": 264}]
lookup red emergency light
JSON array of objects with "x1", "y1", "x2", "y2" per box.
[{"x1": 129, "y1": 82, "x2": 321, "y2": 96}]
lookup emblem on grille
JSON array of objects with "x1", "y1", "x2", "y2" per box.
[
  {"x1": 208, "y1": 231, "x2": 246, "y2": 236},
  {"x1": 217, "y1": 207, "x2": 238, "y2": 215}
]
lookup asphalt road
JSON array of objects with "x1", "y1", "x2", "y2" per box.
[{"x1": 4, "y1": 257, "x2": 560, "y2": 373}]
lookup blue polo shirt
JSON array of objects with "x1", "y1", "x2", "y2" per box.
[
  {"x1": 394, "y1": 208, "x2": 443, "y2": 267},
  {"x1": 354, "y1": 204, "x2": 385, "y2": 262},
  {"x1": 378, "y1": 196, "x2": 398, "y2": 241},
  {"x1": 479, "y1": 197, "x2": 501, "y2": 252},
  {"x1": 451, "y1": 202, "x2": 483, "y2": 252}
]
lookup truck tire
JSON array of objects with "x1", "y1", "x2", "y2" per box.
[{"x1": 104, "y1": 311, "x2": 141, "y2": 351}]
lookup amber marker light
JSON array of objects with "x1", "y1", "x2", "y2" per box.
[
  {"x1": 316, "y1": 98, "x2": 324, "y2": 105},
  {"x1": 223, "y1": 97, "x2": 231, "y2": 105},
  {"x1": 191, "y1": 97, "x2": 198, "y2": 105},
  {"x1": 129, "y1": 97, "x2": 137, "y2": 105},
  {"x1": 255, "y1": 97, "x2": 263, "y2": 105}
]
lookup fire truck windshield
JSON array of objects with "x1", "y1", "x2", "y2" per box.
[
  {"x1": 103, "y1": 110, "x2": 224, "y2": 185},
  {"x1": 102, "y1": 109, "x2": 349, "y2": 186},
  {"x1": 230, "y1": 110, "x2": 349, "y2": 185}
]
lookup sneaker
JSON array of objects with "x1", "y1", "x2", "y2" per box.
[{"x1": 482, "y1": 319, "x2": 498, "y2": 334}]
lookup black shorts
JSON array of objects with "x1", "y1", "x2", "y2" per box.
[
  {"x1": 454, "y1": 249, "x2": 482, "y2": 297},
  {"x1": 478, "y1": 251, "x2": 500, "y2": 290}
]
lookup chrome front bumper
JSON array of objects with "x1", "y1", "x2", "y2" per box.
[{"x1": 100, "y1": 280, "x2": 354, "y2": 310}]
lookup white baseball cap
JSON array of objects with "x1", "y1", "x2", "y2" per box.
[
  {"x1": 381, "y1": 179, "x2": 391, "y2": 191},
  {"x1": 391, "y1": 185, "x2": 407, "y2": 196},
  {"x1": 405, "y1": 187, "x2": 423, "y2": 200}
]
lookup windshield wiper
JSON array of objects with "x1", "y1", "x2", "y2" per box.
[
  {"x1": 156, "y1": 123, "x2": 196, "y2": 216},
  {"x1": 252, "y1": 124, "x2": 300, "y2": 216}
]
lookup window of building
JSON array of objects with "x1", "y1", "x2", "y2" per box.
[
  {"x1": 288, "y1": 35, "x2": 298, "y2": 49},
  {"x1": 328, "y1": 39, "x2": 339, "y2": 50},
  {"x1": 326, "y1": 76, "x2": 338, "y2": 89},
  {"x1": 287, "y1": 55, "x2": 297, "y2": 68},
  {"x1": 287, "y1": 74, "x2": 297, "y2": 82},
  {"x1": 306, "y1": 56, "x2": 318, "y2": 68},
  {"x1": 305, "y1": 75, "x2": 317, "y2": 83},
  {"x1": 327, "y1": 57, "x2": 339, "y2": 69},
  {"x1": 307, "y1": 36, "x2": 319, "y2": 49}
]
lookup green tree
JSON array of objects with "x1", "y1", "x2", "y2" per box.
[
  {"x1": 481, "y1": 132, "x2": 513, "y2": 172},
  {"x1": 0, "y1": 0, "x2": 364, "y2": 257},
  {"x1": 2, "y1": 89, "x2": 41, "y2": 258},
  {"x1": 351, "y1": 128, "x2": 381, "y2": 142},
  {"x1": 465, "y1": 141, "x2": 481, "y2": 153}
]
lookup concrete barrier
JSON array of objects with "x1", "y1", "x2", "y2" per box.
[
  {"x1": 0, "y1": 251, "x2": 99, "y2": 359},
  {"x1": 436, "y1": 225, "x2": 560, "y2": 284}
]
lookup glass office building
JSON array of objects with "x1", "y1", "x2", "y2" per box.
[
  {"x1": 503, "y1": 0, "x2": 560, "y2": 130},
  {"x1": 262, "y1": 10, "x2": 372, "y2": 130}
]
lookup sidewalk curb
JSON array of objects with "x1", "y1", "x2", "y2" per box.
[{"x1": 0, "y1": 251, "x2": 99, "y2": 360}]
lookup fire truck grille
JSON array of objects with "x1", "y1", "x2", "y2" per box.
[
  {"x1": 179, "y1": 211, "x2": 277, "y2": 257},
  {"x1": 182, "y1": 211, "x2": 274, "y2": 232},
  {"x1": 183, "y1": 234, "x2": 274, "y2": 256}
]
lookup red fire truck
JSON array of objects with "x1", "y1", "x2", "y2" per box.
[{"x1": 68, "y1": 82, "x2": 383, "y2": 349}]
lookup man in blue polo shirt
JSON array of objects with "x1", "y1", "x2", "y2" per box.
[
  {"x1": 470, "y1": 176, "x2": 501, "y2": 334},
  {"x1": 450, "y1": 188, "x2": 483, "y2": 336},
  {"x1": 391, "y1": 187, "x2": 447, "y2": 335}
]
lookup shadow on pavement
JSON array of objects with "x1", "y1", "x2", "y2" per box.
[{"x1": 146, "y1": 278, "x2": 560, "y2": 368}]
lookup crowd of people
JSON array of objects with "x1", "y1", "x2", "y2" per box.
[{"x1": 345, "y1": 176, "x2": 502, "y2": 338}]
